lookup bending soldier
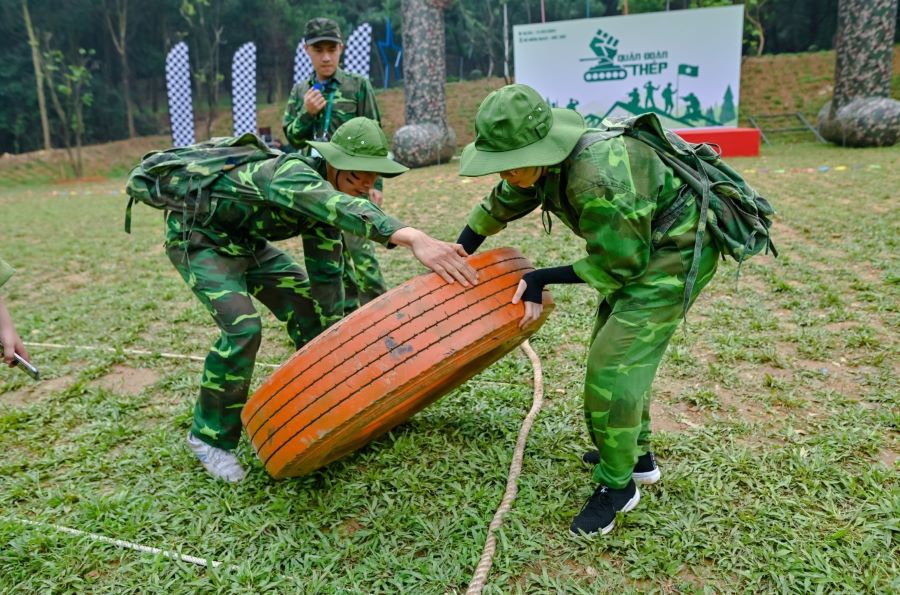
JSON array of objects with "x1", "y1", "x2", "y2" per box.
[
  {"x1": 455, "y1": 85, "x2": 723, "y2": 537},
  {"x1": 127, "y1": 117, "x2": 476, "y2": 483}
]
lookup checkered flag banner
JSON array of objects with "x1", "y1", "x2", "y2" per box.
[
  {"x1": 232, "y1": 42, "x2": 257, "y2": 136},
  {"x1": 293, "y1": 41, "x2": 313, "y2": 86},
  {"x1": 165, "y1": 42, "x2": 195, "y2": 147},
  {"x1": 344, "y1": 23, "x2": 373, "y2": 78}
]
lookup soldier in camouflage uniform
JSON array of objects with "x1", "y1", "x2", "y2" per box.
[
  {"x1": 149, "y1": 118, "x2": 476, "y2": 482},
  {"x1": 0, "y1": 257, "x2": 28, "y2": 368},
  {"x1": 283, "y1": 17, "x2": 388, "y2": 314},
  {"x1": 456, "y1": 85, "x2": 720, "y2": 536}
]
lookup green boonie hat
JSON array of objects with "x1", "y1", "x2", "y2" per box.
[
  {"x1": 459, "y1": 84, "x2": 586, "y2": 177},
  {"x1": 304, "y1": 17, "x2": 342, "y2": 45},
  {"x1": 307, "y1": 117, "x2": 409, "y2": 177}
]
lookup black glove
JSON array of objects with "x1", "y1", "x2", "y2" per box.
[
  {"x1": 520, "y1": 265, "x2": 583, "y2": 304},
  {"x1": 456, "y1": 225, "x2": 486, "y2": 255}
]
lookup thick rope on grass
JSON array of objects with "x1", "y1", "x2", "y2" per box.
[{"x1": 467, "y1": 340, "x2": 544, "y2": 595}]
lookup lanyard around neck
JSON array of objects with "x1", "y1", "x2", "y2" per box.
[{"x1": 318, "y1": 80, "x2": 337, "y2": 140}]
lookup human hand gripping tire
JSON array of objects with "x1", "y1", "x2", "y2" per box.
[
  {"x1": 389, "y1": 228, "x2": 478, "y2": 287},
  {"x1": 511, "y1": 275, "x2": 543, "y2": 329}
]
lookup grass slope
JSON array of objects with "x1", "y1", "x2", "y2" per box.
[{"x1": 0, "y1": 142, "x2": 897, "y2": 592}]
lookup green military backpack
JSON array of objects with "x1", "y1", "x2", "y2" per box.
[
  {"x1": 572, "y1": 113, "x2": 777, "y2": 316},
  {"x1": 124, "y1": 133, "x2": 279, "y2": 233}
]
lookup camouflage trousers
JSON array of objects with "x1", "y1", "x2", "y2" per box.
[
  {"x1": 340, "y1": 232, "x2": 387, "y2": 313},
  {"x1": 167, "y1": 233, "x2": 327, "y2": 450},
  {"x1": 585, "y1": 229, "x2": 719, "y2": 489}
]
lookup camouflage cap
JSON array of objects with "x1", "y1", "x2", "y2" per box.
[
  {"x1": 307, "y1": 117, "x2": 409, "y2": 177},
  {"x1": 459, "y1": 84, "x2": 585, "y2": 177},
  {"x1": 304, "y1": 18, "x2": 343, "y2": 45}
]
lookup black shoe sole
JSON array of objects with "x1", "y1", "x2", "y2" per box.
[{"x1": 569, "y1": 487, "x2": 641, "y2": 537}]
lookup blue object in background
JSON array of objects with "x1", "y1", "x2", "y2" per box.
[{"x1": 376, "y1": 17, "x2": 403, "y2": 89}]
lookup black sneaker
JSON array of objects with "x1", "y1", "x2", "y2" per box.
[
  {"x1": 569, "y1": 479, "x2": 640, "y2": 537},
  {"x1": 581, "y1": 450, "x2": 661, "y2": 485}
]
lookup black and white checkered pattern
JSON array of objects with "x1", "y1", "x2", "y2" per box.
[
  {"x1": 231, "y1": 42, "x2": 257, "y2": 136},
  {"x1": 165, "y1": 42, "x2": 195, "y2": 147},
  {"x1": 344, "y1": 23, "x2": 373, "y2": 78},
  {"x1": 293, "y1": 42, "x2": 313, "y2": 86}
]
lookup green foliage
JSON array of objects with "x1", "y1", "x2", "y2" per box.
[{"x1": 0, "y1": 0, "x2": 890, "y2": 155}]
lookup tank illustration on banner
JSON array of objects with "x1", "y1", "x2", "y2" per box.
[{"x1": 582, "y1": 30, "x2": 628, "y2": 82}]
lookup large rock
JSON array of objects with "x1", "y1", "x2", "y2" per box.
[
  {"x1": 393, "y1": 123, "x2": 457, "y2": 167},
  {"x1": 817, "y1": 97, "x2": 900, "y2": 147}
]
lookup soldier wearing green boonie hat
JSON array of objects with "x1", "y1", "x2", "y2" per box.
[
  {"x1": 284, "y1": 17, "x2": 389, "y2": 316},
  {"x1": 456, "y1": 84, "x2": 723, "y2": 537},
  {"x1": 127, "y1": 117, "x2": 476, "y2": 483}
]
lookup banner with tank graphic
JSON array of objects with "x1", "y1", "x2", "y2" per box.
[{"x1": 513, "y1": 5, "x2": 743, "y2": 129}]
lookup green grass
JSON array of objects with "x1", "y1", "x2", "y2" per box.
[{"x1": 0, "y1": 142, "x2": 898, "y2": 592}]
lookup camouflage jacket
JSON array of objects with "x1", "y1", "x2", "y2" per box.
[
  {"x1": 467, "y1": 133, "x2": 696, "y2": 297},
  {"x1": 0, "y1": 257, "x2": 13, "y2": 289},
  {"x1": 165, "y1": 152, "x2": 405, "y2": 256},
  {"x1": 282, "y1": 68, "x2": 381, "y2": 148}
]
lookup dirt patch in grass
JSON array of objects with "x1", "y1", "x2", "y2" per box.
[
  {"x1": 92, "y1": 364, "x2": 160, "y2": 396},
  {"x1": 876, "y1": 448, "x2": 898, "y2": 469},
  {"x1": 2, "y1": 374, "x2": 76, "y2": 407}
]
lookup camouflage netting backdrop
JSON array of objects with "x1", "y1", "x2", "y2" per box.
[
  {"x1": 392, "y1": 0, "x2": 457, "y2": 167},
  {"x1": 818, "y1": 0, "x2": 900, "y2": 147}
]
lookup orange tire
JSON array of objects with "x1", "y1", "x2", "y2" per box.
[{"x1": 241, "y1": 247, "x2": 554, "y2": 479}]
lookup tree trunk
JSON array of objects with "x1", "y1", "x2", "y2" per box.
[
  {"x1": 105, "y1": 0, "x2": 136, "y2": 138},
  {"x1": 818, "y1": 0, "x2": 900, "y2": 146},
  {"x1": 831, "y1": 0, "x2": 895, "y2": 108},
  {"x1": 392, "y1": 0, "x2": 457, "y2": 167},
  {"x1": 22, "y1": 0, "x2": 52, "y2": 150}
]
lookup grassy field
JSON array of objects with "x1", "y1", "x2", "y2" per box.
[{"x1": 0, "y1": 141, "x2": 898, "y2": 593}]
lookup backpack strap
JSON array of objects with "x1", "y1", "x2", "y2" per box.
[{"x1": 569, "y1": 127, "x2": 625, "y2": 159}]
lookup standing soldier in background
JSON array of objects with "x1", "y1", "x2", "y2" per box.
[{"x1": 283, "y1": 17, "x2": 388, "y2": 315}]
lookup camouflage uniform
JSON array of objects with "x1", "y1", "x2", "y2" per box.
[
  {"x1": 467, "y1": 133, "x2": 719, "y2": 490},
  {"x1": 165, "y1": 152, "x2": 405, "y2": 450},
  {"x1": 283, "y1": 68, "x2": 387, "y2": 312}
]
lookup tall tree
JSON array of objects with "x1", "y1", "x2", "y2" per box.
[
  {"x1": 392, "y1": 0, "x2": 457, "y2": 167},
  {"x1": 180, "y1": 0, "x2": 224, "y2": 138},
  {"x1": 21, "y1": 0, "x2": 51, "y2": 150},
  {"x1": 104, "y1": 0, "x2": 136, "y2": 137},
  {"x1": 43, "y1": 45, "x2": 96, "y2": 176},
  {"x1": 818, "y1": 0, "x2": 900, "y2": 147}
]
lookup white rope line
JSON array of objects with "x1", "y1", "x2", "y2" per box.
[
  {"x1": 4, "y1": 517, "x2": 236, "y2": 570},
  {"x1": 23, "y1": 341, "x2": 279, "y2": 369},
  {"x1": 466, "y1": 340, "x2": 544, "y2": 595},
  {"x1": 22, "y1": 341, "x2": 525, "y2": 383}
]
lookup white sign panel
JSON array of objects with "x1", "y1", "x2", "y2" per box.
[{"x1": 513, "y1": 6, "x2": 743, "y2": 129}]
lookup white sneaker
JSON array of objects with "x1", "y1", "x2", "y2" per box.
[{"x1": 186, "y1": 432, "x2": 247, "y2": 483}]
